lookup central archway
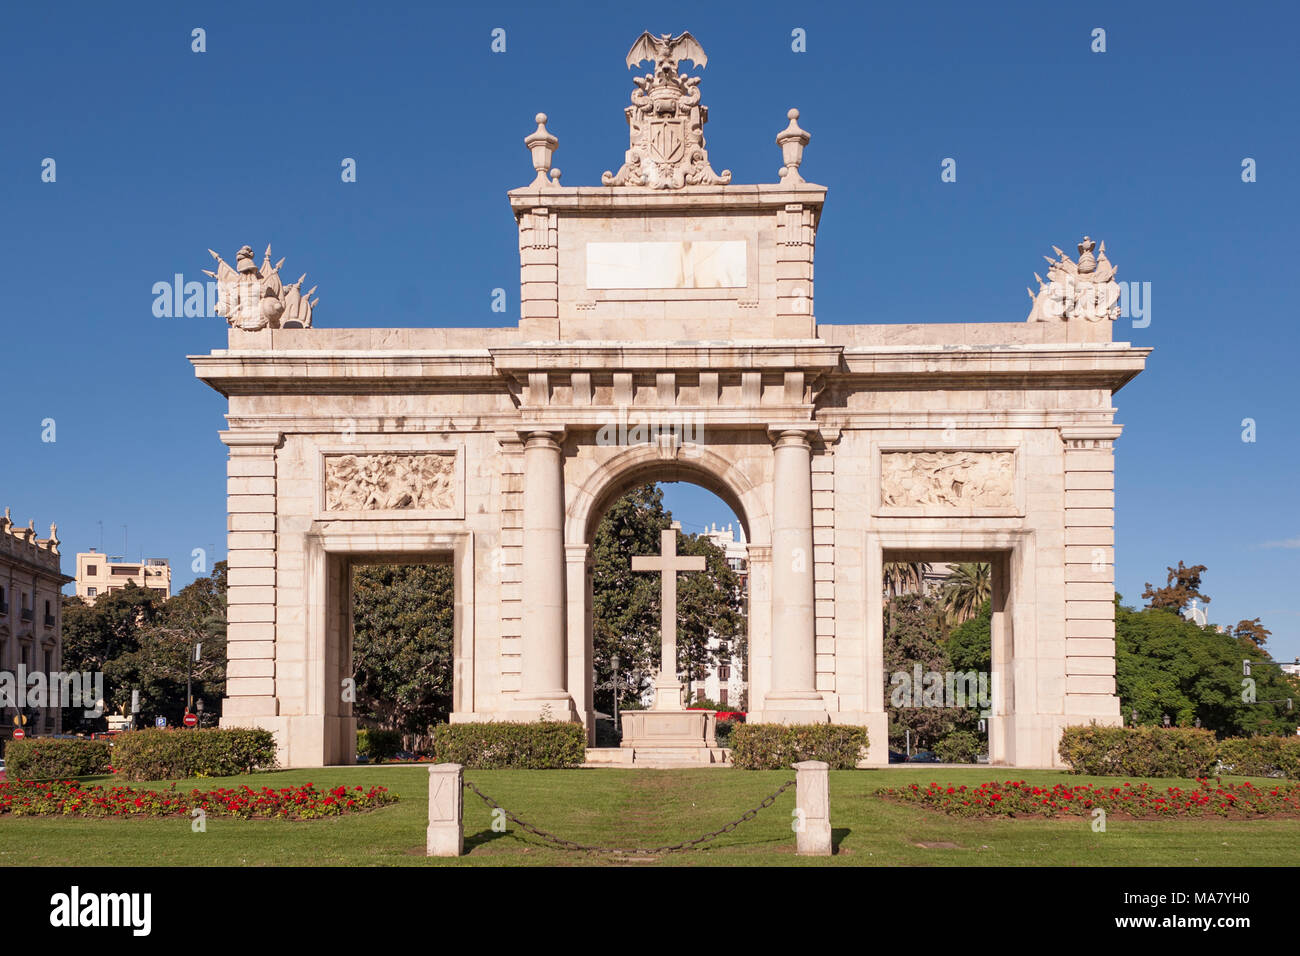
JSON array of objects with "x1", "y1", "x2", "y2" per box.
[{"x1": 565, "y1": 443, "x2": 773, "y2": 743}]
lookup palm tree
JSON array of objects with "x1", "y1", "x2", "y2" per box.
[
  {"x1": 883, "y1": 561, "x2": 932, "y2": 599},
  {"x1": 941, "y1": 562, "x2": 991, "y2": 625}
]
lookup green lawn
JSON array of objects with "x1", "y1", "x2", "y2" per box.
[{"x1": 2, "y1": 766, "x2": 1296, "y2": 866}]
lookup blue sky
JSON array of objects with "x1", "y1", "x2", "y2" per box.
[{"x1": 1, "y1": 1, "x2": 1296, "y2": 658}]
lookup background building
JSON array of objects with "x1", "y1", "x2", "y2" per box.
[
  {"x1": 1, "y1": 508, "x2": 71, "y2": 739},
  {"x1": 75, "y1": 550, "x2": 171, "y2": 603}
]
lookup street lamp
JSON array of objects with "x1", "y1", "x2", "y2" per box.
[
  {"x1": 186, "y1": 639, "x2": 202, "y2": 715},
  {"x1": 610, "y1": 655, "x2": 620, "y2": 730}
]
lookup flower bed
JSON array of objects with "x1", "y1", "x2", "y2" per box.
[
  {"x1": 878, "y1": 779, "x2": 1300, "y2": 819},
  {"x1": 0, "y1": 780, "x2": 397, "y2": 820}
]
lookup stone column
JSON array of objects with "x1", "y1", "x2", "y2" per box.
[
  {"x1": 426, "y1": 763, "x2": 464, "y2": 857},
  {"x1": 766, "y1": 426, "x2": 821, "y2": 706},
  {"x1": 516, "y1": 428, "x2": 575, "y2": 717}
]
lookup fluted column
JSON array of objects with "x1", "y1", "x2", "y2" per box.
[
  {"x1": 767, "y1": 426, "x2": 821, "y2": 703},
  {"x1": 516, "y1": 429, "x2": 574, "y2": 714}
]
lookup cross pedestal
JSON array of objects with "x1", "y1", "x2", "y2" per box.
[{"x1": 619, "y1": 527, "x2": 724, "y2": 765}]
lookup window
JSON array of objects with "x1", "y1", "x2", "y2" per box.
[
  {"x1": 86, "y1": 564, "x2": 98, "y2": 576},
  {"x1": 87, "y1": 587, "x2": 97, "y2": 598},
  {"x1": 111, "y1": 566, "x2": 140, "y2": 576},
  {"x1": 720, "y1": 689, "x2": 728, "y2": 706},
  {"x1": 719, "y1": 665, "x2": 730, "y2": 681}
]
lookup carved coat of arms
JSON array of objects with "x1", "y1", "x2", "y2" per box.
[{"x1": 603, "y1": 32, "x2": 731, "y2": 190}]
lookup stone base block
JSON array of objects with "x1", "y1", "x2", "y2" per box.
[
  {"x1": 584, "y1": 746, "x2": 636, "y2": 766},
  {"x1": 621, "y1": 709, "x2": 718, "y2": 749},
  {"x1": 508, "y1": 695, "x2": 580, "y2": 723},
  {"x1": 426, "y1": 822, "x2": 463, "y2": 857},
  {"x1": 749, "y1": 708, "x2": 832, "y2": 727},
  {"x1": 225, "y1": 714, "x2": 357, "y2": 768}
]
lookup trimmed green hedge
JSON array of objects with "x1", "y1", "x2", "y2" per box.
[
  {"x1": 729, "y1": 723, "x2": 867, "y2": 770},
  {"x1": 934, "y1": 730, "x2": 983, "y2": 764},
  {"x1": 112, "y1": 728, "x2": 278, "y2": 782},
  {"x1": 433, "y1": 721, "x2": 586, "y2": 769},
  {"x1": 1217, "y1": 736, "x2": 1300, "y2": 779},
  {"x1": 3, "y1": 737, "x2": 111, "y2": 780},
  {"x1": 1058, "y1": 724, "x2": 1219, "y2": 777}
]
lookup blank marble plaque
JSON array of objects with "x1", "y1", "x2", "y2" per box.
[{"x1": 586, "y1": 240, "x2": 747, "y2": 290}]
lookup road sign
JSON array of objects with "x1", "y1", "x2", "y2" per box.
[
  {"x1": 155, "y1": 716, "x2": 167, "y2": 729},
  {"x1": 13, "y1": 728, "x2": 24, "y2": 740},
  {"x1": 183, "y1": 713, "x2": 198, "y2": 727}
]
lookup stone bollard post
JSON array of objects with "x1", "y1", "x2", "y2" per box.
[
  {"x1": 426, "y1": 763, "x2": 464, "y2": 857},
  {"x1": 792, "y1": 760, "x2": 832, "y2": 856}
]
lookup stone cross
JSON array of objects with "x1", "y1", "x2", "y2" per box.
[{"x1": 632, "y1": 527, "x2": 706, "y2": 710}]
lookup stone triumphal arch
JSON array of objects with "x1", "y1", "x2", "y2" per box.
[{"x1": 192, "y1": 32, "x2": 1148, "y2": 768}]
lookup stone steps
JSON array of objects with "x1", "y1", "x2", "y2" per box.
[{"x1": 583, "y1": 747, "x2": 731, "y2": 769}]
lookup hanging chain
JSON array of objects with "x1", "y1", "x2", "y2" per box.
[{"x1": 461, "y1": 777, "x2": 795, "y2": 855}]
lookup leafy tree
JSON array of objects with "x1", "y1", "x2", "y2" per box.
[
  {"x1": 883, "y1": 593, "x2": 967, "y2": 749},
  {"x1": 61, "y1": 581, "x2": 160, "y2": 676},
  {"x1": 941, "y1": 562, "x2": 991, "y2": 626},
  {"x1": 675, "y1": 531, "x2": 746, "y2": 689},
  {"x1": 1115, "y1": 600, "x2": 1296, "y2": 737},
  {"x1": 1231, "y1": 618, "x2": 1271, "y2": 651},
  {"x1": 351, "y1": 563, "x2": 454, "y2": 740},
  {"x1": 591, "y1": 485, "x2": 671, "y2": 711},
  {"x1": 60, "y1": 568, "x2": 228, "y2": 729},
  {"x1": 109, "y1": 563, "x2": 228, "y2": 726},
  {"x1": 1141, "y1": 560, "x2": 1211, "y2": 614},
  {"x1": 60, "y1": 581, "x2": 164, "y2": 728},
  {"x1": 947, "y1": 599, "x2": 992, "y2": 673}
]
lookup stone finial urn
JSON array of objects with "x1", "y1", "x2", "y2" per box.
[
  {"x1": 776, "y1": 108, "x2": 811, "y2": 184},
  {"x1": 524, "y1": 113, "x2": 559, "y2": 188}
]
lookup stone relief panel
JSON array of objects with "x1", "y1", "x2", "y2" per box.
[
  {"x1": 880, "y1": 451, "x2": 1014, "y2": 510},
  {"x1": 324, "y1": 452, "x2": 456, "y2": 513}
]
